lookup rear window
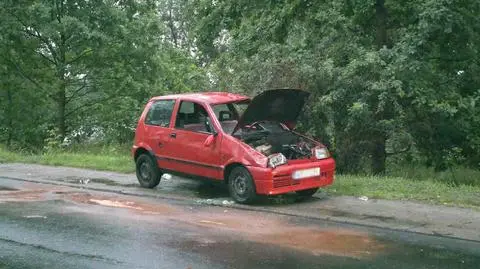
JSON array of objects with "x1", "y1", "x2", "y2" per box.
[{"x1": 145, "y1": 100, "x2": 175, "y2": 127}]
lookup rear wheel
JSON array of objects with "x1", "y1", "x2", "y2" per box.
[
  {"x1": 136, "y1": 154, "x2": 162, "y2": 188},
  {"x1": 296, "y1": 188, "x2": 319, "y2": 198},
  {"x1": 228, "y1": 166, "x2": 257, "y2": 204}
]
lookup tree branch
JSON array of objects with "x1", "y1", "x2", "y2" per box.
[
  {"x1": 37, "y1": 51, "x2": 56, "y2": 65},
  {"x1": 9, "y1": 11, "x2": 59, "y2": 64},
  {"x1": 64, "y1": 95, "x2": 118, "y2": 119},
  {"x1": 65, "y1": 84, "x2": 87, "y2": 104},
  {"x1": 66, "y1": 49, "x2": 92, "y2": 65},
  {"x1": 3, "y1": 54, "x2": 47, "y2": 93}
]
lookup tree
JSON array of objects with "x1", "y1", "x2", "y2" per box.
[{"x1": 189, "y1": 0, "x2": 480, "y2": 174}]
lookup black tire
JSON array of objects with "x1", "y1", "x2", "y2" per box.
[
  {"x1": 228, "y1": 166, "x2": 257, "y2": 204},
  {"x1": 296, "y1": 188, "x2": 319, "y2": 198},
  {"x1": 136, "y1": 154, "x2": 162, "y2": 188}
]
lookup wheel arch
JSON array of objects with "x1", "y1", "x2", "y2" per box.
[
  {"x1": 134, "y1": 147, "x2": 154, "y2": 162},
  {"x1": 223, "y1": 162, "x2": 245, "y2": 184}
]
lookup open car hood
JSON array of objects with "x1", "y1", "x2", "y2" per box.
[{"x1": 233, "y1": 89, "x2": 310, "y2": 133}]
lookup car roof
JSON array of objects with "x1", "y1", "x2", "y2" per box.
[{"x1": 150, "y1": 92, "x2": 250, "y2": 104}]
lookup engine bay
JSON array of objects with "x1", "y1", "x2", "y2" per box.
[{"x1": 233, "y1": 121, "x2": 315, "y2": 159}]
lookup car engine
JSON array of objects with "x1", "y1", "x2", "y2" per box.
[{"x1": 234, "y1": 121, "x2": 314, "y2": 159}]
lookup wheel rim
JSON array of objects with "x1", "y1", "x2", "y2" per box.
[
  {"x1": 139, "y1": 161, "x2": 151, "y2": 182},
  {"x1": 233, "y1": 173, "x2": 248, "y2": 195}
]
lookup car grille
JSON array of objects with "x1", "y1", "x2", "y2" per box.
[
  {"x1": 273, "y1": 174, "x2": 300, "y2": 188},
  {"x1": 273, "y1": 171, "x2": 329, "y2": 188}
]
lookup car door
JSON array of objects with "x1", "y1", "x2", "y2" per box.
[
  {"x1": 142, "y1": 99, "x2": 177, "y2": 170},
  {"x1": 163, "y1": 100, "x2": 223, "y2": 180}
]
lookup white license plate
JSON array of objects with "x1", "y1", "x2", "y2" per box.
[{"x1": 292, "y1": 167, "x2": 320, "y2": 180}]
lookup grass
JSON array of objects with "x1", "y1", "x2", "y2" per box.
[
  {"x1": 325, "y1": 175, "x2": 480, "y2": 208},
  {"x1": 0, "y1": 145, "x2": 134, "y2": 173},
  {"x1": 1, "y1": 144, "x2": 480, "y2": 208}
]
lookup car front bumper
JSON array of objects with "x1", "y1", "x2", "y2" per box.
[{"x1": 248, "y1": 157, "x2": 336, "y2": 195}]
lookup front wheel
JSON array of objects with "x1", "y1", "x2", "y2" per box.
[
  {"x1": 136, "y1": 154, "x2": 162, "y2": 188},
  {"x1": 296, "y1": 188, "x2": 319, "y2": 198},
  {"x1": 228, "y1": 166, "x2": 257, "y2": 204}
]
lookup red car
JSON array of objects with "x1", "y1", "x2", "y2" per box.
[{"x1": 132, "y1": 89, "x2": 335, "y2": 203}]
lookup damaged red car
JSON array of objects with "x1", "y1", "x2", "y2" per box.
[{"x1": 132, "y1": 89, "x2": 335, "y2": 203}]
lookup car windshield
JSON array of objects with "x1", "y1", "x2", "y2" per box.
[{"x1": 211, "y1": 101, "x2": 249, "y2": 134}]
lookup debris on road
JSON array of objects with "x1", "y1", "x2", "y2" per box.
[
  {"x1": 162, "y1": 174, "x2": 172, "y2": 180},
  {"x1": 79, "y1": 178, "x2": 90, "y2": 184},
  {"x1": 222, "y1": 200, "x2": 234, "y2": 206},
  {"x1": 195, "y1": 199, "x2": 235, "y2": 206},
  {"x1": 199, "y1": 220, "x2": 225, "y2": 226},
  {"x1": 359, "y1": 196, "x2": 369, "y2": 201},
  {"x1": 23, "y1": 215, "x2": 47, "y2": 219}
]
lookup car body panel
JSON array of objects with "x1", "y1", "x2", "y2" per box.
[
  {"x1": 233, "y1": 89, "x2": 310, "y2": 133},
  {"x1": 133, "y1": 90, "x2": 335, "y2": 196},
  {"x1": 249, "y1": 158, "x2": 335, "y2": 195}
]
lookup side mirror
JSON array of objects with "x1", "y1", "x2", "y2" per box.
[{"x1": 204, "y1": 134, "x2": 216, "y2": 147}]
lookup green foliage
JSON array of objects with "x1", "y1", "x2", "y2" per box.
[
  {"x1": 190, "y1": 0, "x2": 480, "y2": 175},
  {"x1": 43, "y1": 128, "x2": 63, "y2": 152},
  {"x1": 0, "y1": 0, "x2": 208, "y2": 148},
  {"x1": 1, "y1": 0, "x2": 479, "y2": 182}
]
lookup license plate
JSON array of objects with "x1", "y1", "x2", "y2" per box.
[{"x1": 292, "y1": 167, "x2": 320, "y2": 180}]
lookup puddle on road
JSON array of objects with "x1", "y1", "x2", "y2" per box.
[
  {"x1": 57, "y1": 176, "x2": 123, "y2": 186},
  {"x1": 0, "y1": 186, "x2": 18, "y2": 191},
  {"x1": 1, "y1": 182, "x2": 384, "y2": 259},
  {"x1": 182, "y1": 209, "x2": 385, "y2": 259},
  {"x1": 68, "y1": 192, "x2": 176, "y2": 215}
]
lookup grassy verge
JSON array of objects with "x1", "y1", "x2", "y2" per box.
[
  {"x1": 1, "y1": 145, "x2": 479, "y2": 208},
  {"x1": 325, "y1": 175, "x2": 480, "y2": 208},
  {"x1": 0, "y1": 145, "x2": 134, "y2": 173}
]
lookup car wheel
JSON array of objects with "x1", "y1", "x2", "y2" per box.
[
  {"x1": 136, "y1": 154, "x2": 162, "y2": 188},
  {"x1": 296, "y1": 188, "x2": 319, "y2": 198},
  {"x1": 228, "y1": 166, "x2": 257, "y2": 204}
]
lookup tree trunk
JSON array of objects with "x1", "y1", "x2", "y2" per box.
[
  {"x1": 371, "y1": 135, "x2": 387, "y2": 175},
  {"x1": 375, "y1": 0, "x2": 388, "y2": 49},
  {"x1": 167, "y1": 0, "x2": 178, "y2": 47},
  {"x1": 371, "y1": 0, "x2": 388, "y2": 174},
  {"x1": 6, "y1": 89, "x2": 13, "y2": 147},
  {"x1": 56, "y1": 1, "x2": 67, "y2": 141},
  {"x1": 56, "y1": 83, "x2": 66, "y2": 140}
]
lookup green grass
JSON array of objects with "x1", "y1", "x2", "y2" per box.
[
  {"x1": 325, "y1": 174, "x2": 480, "y2": 208},
  {"x1": 0, "y1": 145, "x2": 134, "y2": 173},
  {"x1": 1, "y1": 145, "x2": 479, "y2": 208}
]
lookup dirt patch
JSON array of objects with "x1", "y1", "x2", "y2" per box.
[
  {"x1": 256, "y1": 228, "x2": 384, "y2": 258},
  {"x1": 0, "y1": 189, "x2": 49, "y2": 202},
  {"x1": 67, "y1": 192, "x2": 176, "y2": 215},
  {"x1": 177, "y1": 209, "x2": 385, "y2": 259}
]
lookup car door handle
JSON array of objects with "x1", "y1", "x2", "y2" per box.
[{"x1": 170, "y1": 133, "x2": 176, "y2": 138}]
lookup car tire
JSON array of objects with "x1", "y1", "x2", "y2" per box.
[
  {"x1": 296, "y1": 188, "x2": 319, "y2": 198},
  {"x1": 228, "y1": 166, "x2": 257, "y2": 204},
  {"x1": 136, "y1": 154, "x2": 162, "y2": 188}
]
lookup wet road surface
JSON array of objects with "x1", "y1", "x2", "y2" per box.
[{"x1": 1, "y1": 178, "x2": 480, "y2": 269}]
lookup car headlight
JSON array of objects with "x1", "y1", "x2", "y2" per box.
[
  {"x1": 314, "y1": 147, "x2": 330, "y2": 160},
  {"x1": 268, "y1": 153, "x2": 287, "y2": 168}
]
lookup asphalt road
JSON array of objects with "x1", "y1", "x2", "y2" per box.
[{"x1": 1, "y1": 177, "x2": 480, "y2": 269}]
